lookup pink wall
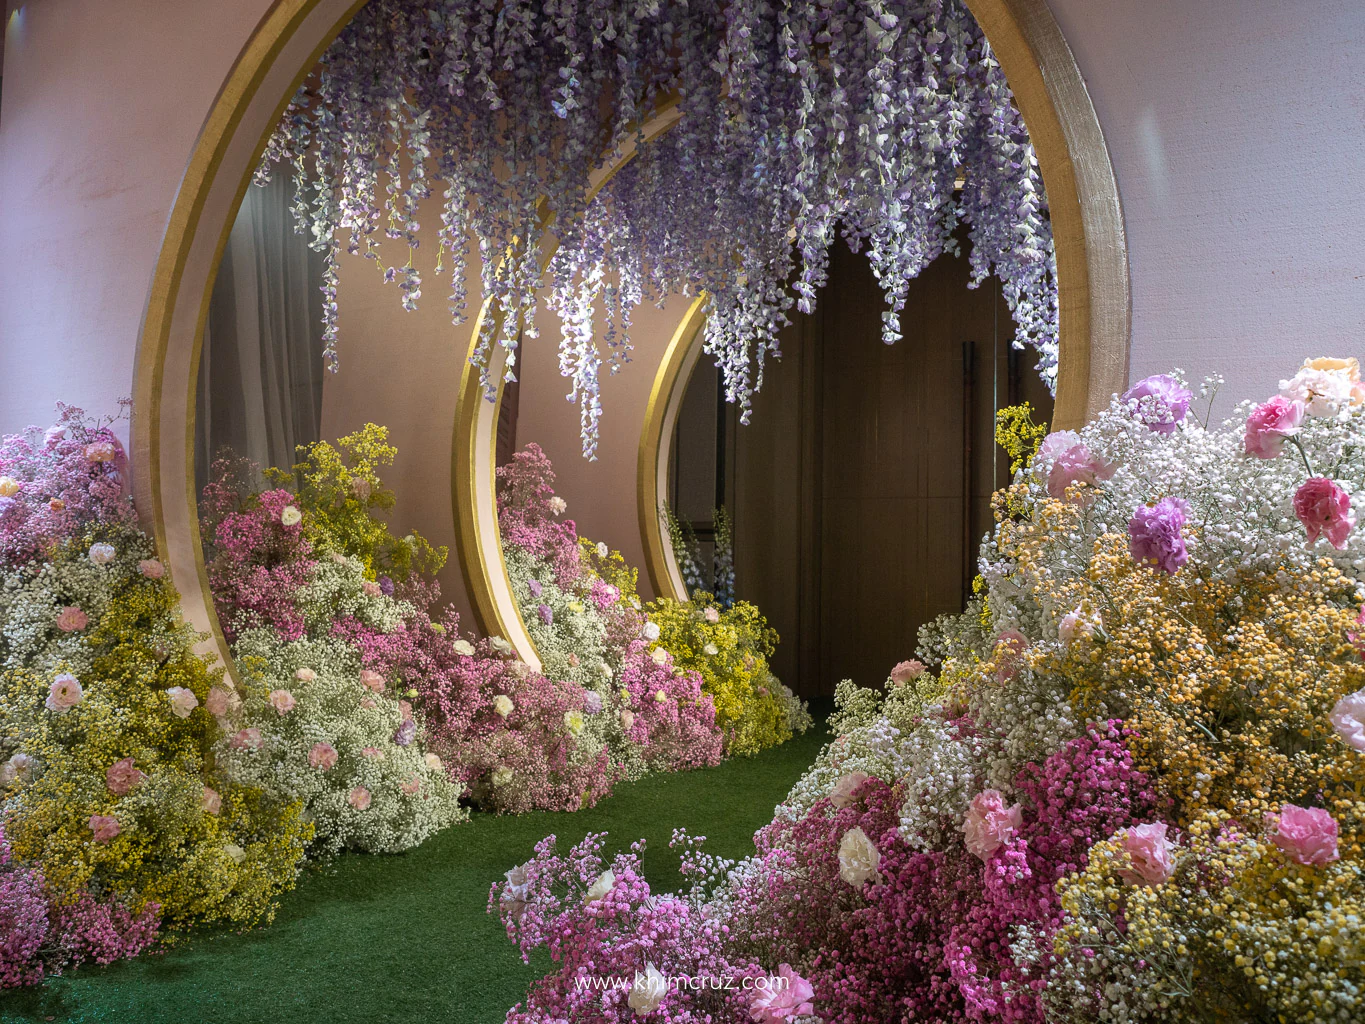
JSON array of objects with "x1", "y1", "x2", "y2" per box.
[
  {"x1": 1048, "y1": 0, "x2": 1365, "y2": 411},
  {"x1": 0, "y1": 0, "x2": 276, "y2": 445}
]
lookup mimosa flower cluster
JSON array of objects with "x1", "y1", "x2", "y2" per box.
[{"x1": 493, "y1": 361, "x2": 1365, "y2": 1023}]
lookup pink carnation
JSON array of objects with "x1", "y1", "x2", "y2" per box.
[
  {"x1": 88, "y1": 815, "x2": 121, "y2": 843},
  {"x1": 1128, "y1": 497, "x2": 1189, "y2": 574},
  {"x1": 201, "y1": 786, "x2": 222, "y2": 815},
  {"x1": 400, "y1": 776, "x2": 421, "y2": 796},
  {"x1": 1244, "y1": 395, "x2": 1305, "y2": 458},
  {"x1": 1046, "y1": 442, "x2": 1115, "y2": 501},
  {"x1": 267, "y1": 689, "x2": 296, "y2": 715},
  {"x1": 205, "y1": 687, "x2": 231, "y2": 718},
  {"x1": 348, "y1": 786, "x2": 372, "y2": 810},
  {"x1": 962, "y1": 789, "x2": 1023, "y2": 860},
  {"x1": 1117, "y1": 822, "x2": 1178, "y2": 884},
  {"x1": 105, "y1": 757, "x2": 145, "y2": 797},
  {"x1": 1293, "y1": 477, "x2": 1355, "y2": 549},
  {"x1": 748, "y1": 963, "x2": 815, "y2": 1022},
  {"x1": 829, "y1": 771, "x2": 870, "y2": 809},
  {"x1": 230, "y1": 727, "x2": 262, "y2": 751},
  {"x1": 1269, "y1": 804, "x2": 1339, "y2": 866},
  {"x1": 1122, "y1": 374, "x2": 1192, "y2": 434},
  {"x1": 308, "y1": 742, "x2": 338, "y2": 770},
  {"x1": 890, "y1": 660, "x2": 925, "y2": 685},
  {"x1": 55, "y1": 606, "x2": 88, "y2": 632},
  {"x1": 361, "y1": 580, "x2": 382, "y2": 597},
  {"x1": 359, "y1": 669, "x2": 386, "y2": 693},
  {"x1": 84, "y1": 441, "x2": 117, "y2": 463},
  {"x1": 137, "y1": 558, "x2": 165, "y2": 579}
]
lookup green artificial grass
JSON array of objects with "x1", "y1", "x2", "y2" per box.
[{"x1": 1, "y1": 717, "x2": 829, "y2": 1024}]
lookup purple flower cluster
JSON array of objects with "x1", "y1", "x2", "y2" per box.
[{"x1": 261, "y1": 0, "x2": 1059, "y2": 457}]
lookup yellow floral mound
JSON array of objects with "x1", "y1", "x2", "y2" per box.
[{"x1": 643, "y1": 593, "x2": 809, "y2": 756}]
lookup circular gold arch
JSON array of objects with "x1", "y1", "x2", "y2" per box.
[
  {"x1": 635, "y1": 0, "x2": 1131, "y2": 599},
  {"x1": 131, "y1": 0, "x2": 1129, "y2": 678}
]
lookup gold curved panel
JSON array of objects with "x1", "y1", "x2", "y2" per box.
[
  {"x1": 637, "y1": 296, "x2": 709, "y2": 601},
  {"x1": 962, "y1": 0, "x2": 1132, "y2": 429},
  {"x1": 131, "y1": 0, "x2": 369, "y2": 678}
]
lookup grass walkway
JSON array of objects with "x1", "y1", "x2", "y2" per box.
[{"x1": 1, "y1": 719, "x2": 829, "y2": 1024}]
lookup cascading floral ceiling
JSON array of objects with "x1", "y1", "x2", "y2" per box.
[{"x1": 260, "y1": 0, "x2": 1057, "y2": 458}]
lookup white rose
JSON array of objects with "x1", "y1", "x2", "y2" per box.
[
  {"x1": 453, "y1": 639, "x2": 476, "y2": 657},
  {"x1": 703, "y1": 643, "x2": 719, "y2": 657},
  {"x1": 424, "y1": 752, "x2": 444, "y2": 771},
  {"x1": 489, "y1": 636, "x2": 514, "y2": 657},
  {"x1": 654, "y1": 689, "x2": 668, "y2": 704},
  {"x1": 642, "y1": 621, "x2": 661, "y2": 641},
  {"x1": 596, "y1": 541, "x2": 609, "y2": 558},
  {"x1": 493, "y1": 694, "x2": 514, "y2": 718},
  {"x1": 165, "y1": 686, "x2": 199, "y2": 718},
  {"x1": 563, "y1": 709, "x2": 585, "y2": 736},
  {"x1": 280, "y1": 505, "x2": 302, "y2": 526},
  {"x1": 584, "y1": 868, "x2": 615, "y2": 903},
  {"x1": 627, "y1": 963, "x2": 668, "y2": 1016},
  {"x1": 548, "y1": 496, "x2": 567, "y2": 514},
  {"x1": 88, "y1": 542, "x2": 116, "y2": 565},
  {"x1": 504, "y1": 862, "x2": 530, "y2": 903},
  {"x1": 491, "y1": 765, "x2": 514, "y2": 787},
  {"x1": 838, "y1": 827, "x2": 881, "y2": 888},
  {"x1": 1281, "y1": 367, "x2": 1355, "y2": 417},
  {"x1": 650, "y1": 647, "x2": 669, "y2": 666}
]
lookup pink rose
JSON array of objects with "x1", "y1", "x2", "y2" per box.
[
  {"x1": 89, "y1": 814, "x2": 121, "y2": 843},
  {"x1": 1294, "y1": 477, "x2": 1355, "y2": 549},
  {"x1": 105, "y1": 757, "x2": 145, "y2": 796},
  {"x1": 165, "y1": 686, "x2": 199, "y2": 719},
  {"x1": 308, "y1": 742, "x2": 338, "y2": 770},
  {"x1": 137, "y1": 558, "x2": 165, "y2": 579},
  {"x1": 1117, "y1": 822, "x2": 1178, "y2": 884},
  {"x1": 359, "y1": 669, "x2": 385, "y2": 693},
  {"x1": 201, "y1": 786, "x2": 222, "y2": 815},
  {"x1": 748, "y1": 963, "x2": 815, "y2": 1023},
  {"x1": 993, "y1": 631, "x2": 1029, "y2": 682},
  {"x1": 84, "y1": 441, "x2": 117, "y2": 463},
  {"x1": 348, "y1": 786, "x2": 372, "y2": 810},
  {"x1": 400, "y1": 776, "x2": 421, "y2": 796},
  {"x1": 1046, "y1": 442, "x2": 1115, "y2": 502},
  {"x1": 45, "y1": 673, "x2": 83, "y2": 713},
  {"x1": 963, "y1": 789, "x2": 1023, "y2": 860},
  {"x1": 1329, "y1": 689, "x2": 1365, "y2": 752},
  {"x1": 829, "y1": 771, "x2": 870, "y2": 809},
  {"x1": 1244, "y1": 395, "x2": 1305, "y2": 459},
  {"x1": 205, "y1": 687, "x2": 231, "y2": 718},
  {"x1": 360, "y1": 697, "x2": 378, "y2": 710},
  {"x1": 399, "y1": 700, "x2": 414, "y2": 722},
  {"x1": 294, "y1": 667, "x2": 317, "y2": 682},
  {"x1": 55, "y1": 606, "x2": 88, "y2": 632},
  {"x1": 268, "y1": 689, "x2": 297, "y2": 715},
  {"x1": 1269, "y1": 804, "x2": 1339, "y2": 866},
  {"x1": 890, "y1": 660, "x2": 925, "y2": 686},
  {"x1": 230, "y1": 728, "x2": 263, "y2": 751}
]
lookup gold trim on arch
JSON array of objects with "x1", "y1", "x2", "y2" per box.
[
  {"x1": 637, "y1": 295, "x2": 709, "y2": 601},
  {"x1": 451, "y1": 101, "x2": 683, "y2": 666}
]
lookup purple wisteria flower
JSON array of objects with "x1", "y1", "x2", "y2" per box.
[
  {"x1": 1129, "y1": 497, "x2": 1190, "y2": 574},
  {"x1": 537, "y1": 603, "x2": 553, "y2": 626},
  {"x1": 1123, "y1": 374, "x2": 1193, "y2": 435}
]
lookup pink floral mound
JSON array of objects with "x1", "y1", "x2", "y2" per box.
[
  {"x1": 495, "y1": 443, "x2": 581, "y2": 587},
  {"x1": 616, "y1": 640, "x2": 723, "y2": 773},
  {"x1": 0, "y1": 406, "x2": 137, "y2": 565}
]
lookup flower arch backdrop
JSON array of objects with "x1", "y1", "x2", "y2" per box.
[{"x1": 130, "y1": 0, "x2": 1128, "y2": 677}]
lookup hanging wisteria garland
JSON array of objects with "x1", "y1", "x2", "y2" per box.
[{"x1": 259, "y1": 0, "x2": 1057, "y2": 458}]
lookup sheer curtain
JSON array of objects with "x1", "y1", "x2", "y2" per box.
[{"x1": 194, "y1": 173, "x2": 326, "y2": 494}]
